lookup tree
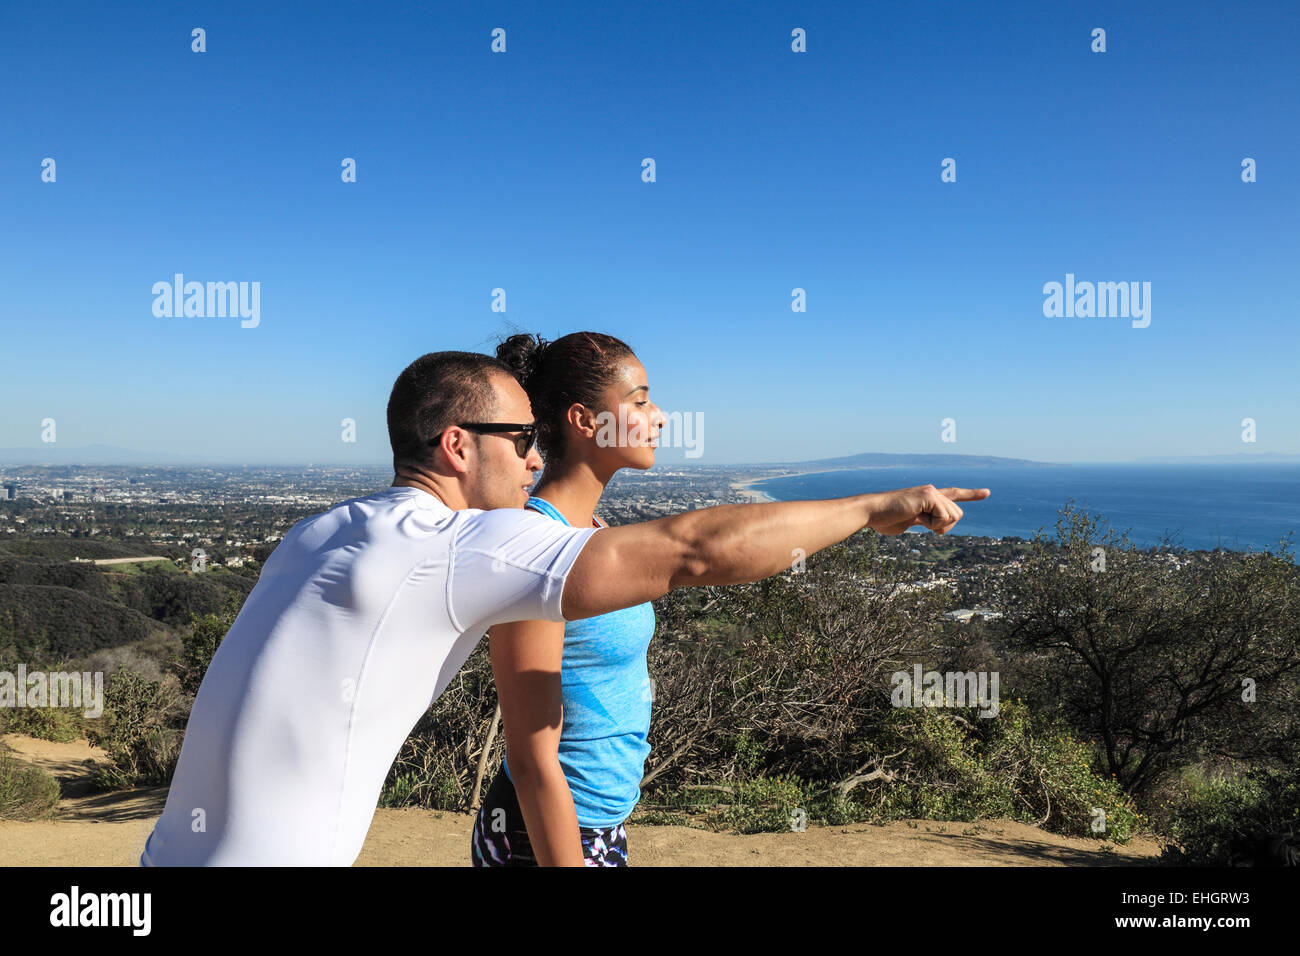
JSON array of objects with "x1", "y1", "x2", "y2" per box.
[
  {"x1": 172, "y1": 594, "x2": 243, "y2": 697},
  {"x1": 994, "y1": 504, "x2": 1300, "y2": 796}
]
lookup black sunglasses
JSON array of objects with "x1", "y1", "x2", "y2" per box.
[{"x1": 428, "y1": 422, "x2": 538, "y2": 458}]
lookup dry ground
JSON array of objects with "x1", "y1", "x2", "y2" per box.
[{"x1": 0, "y1": 733, "x2": 1168, "y2": 866}]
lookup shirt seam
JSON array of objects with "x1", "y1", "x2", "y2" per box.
[
  {"x1": 446, "y1": 527, "x2": 465, "y2": 633},
  {"x1": 329, "y1": 554, "x2": 446, "y2": 864}
]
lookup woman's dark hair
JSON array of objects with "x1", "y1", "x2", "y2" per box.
[
  {"x1": 387, "y1": 351, "x2": 514, "y2": 472},
  {"x1": 495, "y1": 331, "x2": 636, "y2": 461}
]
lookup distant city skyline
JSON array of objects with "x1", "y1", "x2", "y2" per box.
[{"x1": 2, "y1": 1, "x2": 1296, "y2": 465}]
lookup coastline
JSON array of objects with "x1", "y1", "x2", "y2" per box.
[
  {"x1": 727, "y1": 461, "x2": 1086, "y2": 506},
  {"x1": 730, "y1": 475, "x2": 778, "y2": 503},
  {"x1": 729, "y1": 466, "x2": 863, "y2": 504}
]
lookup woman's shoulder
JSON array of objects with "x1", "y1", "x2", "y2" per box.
[
  {"x1": 524, "y1": 495, "x2": 568, "y2": 524},
  {"x1": 527, "y1": 494, "x2": 607, "y2": 530}
]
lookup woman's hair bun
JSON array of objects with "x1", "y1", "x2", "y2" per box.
[{"x1": 495, "y1": 332, "x2": 548, "y2": 387}]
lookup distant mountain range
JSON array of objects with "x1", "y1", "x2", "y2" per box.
[
  {"x1": 757, "y1": 452, "x2": 1058, "y2": 469},
  {"x1": 0, "y1": 445, "x2": 1296, "y2": 468},
  {"x1": 752, "y1": 451, "x2": 1300, "y2": 469},
  {"x1": 1134, "y1": 452, "x2": 1300, "y2": 464}
]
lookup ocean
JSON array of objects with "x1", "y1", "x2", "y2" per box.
[{"x1": 749, "y1": 463, "x2": 1300, "y2": 556}]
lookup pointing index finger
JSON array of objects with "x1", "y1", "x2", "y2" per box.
[{"x1": 938, "y1": 487, "x2": 991, "y2": 502}]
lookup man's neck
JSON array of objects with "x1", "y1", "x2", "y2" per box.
[{"x1": 391, "y1": 470, "x2": 461, "y2": 509}]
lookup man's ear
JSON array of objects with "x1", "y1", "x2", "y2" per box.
[{"x1": 437, "y1": 428, "x2": 475, "y2": 474}]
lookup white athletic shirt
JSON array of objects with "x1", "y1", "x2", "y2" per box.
[{"x1": 139, "y1": 485, "x2": 600, "y2": 866}]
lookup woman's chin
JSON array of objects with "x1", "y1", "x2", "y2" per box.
[{"x1": 621, "y1": 447, "x2": 656, "y2": 470}]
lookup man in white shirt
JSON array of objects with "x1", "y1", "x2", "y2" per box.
[{"x1": 140, "y1": 350, "x2": 987, "y2": 865}]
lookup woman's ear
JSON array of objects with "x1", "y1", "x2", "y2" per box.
[{"x1": 566, "y1": 402, "x2": 600, "y2": 440}]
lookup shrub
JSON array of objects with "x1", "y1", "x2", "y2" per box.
[
  {"x1": 0, "y1": 746, "x2": 60, "y2": 820},
  {"x1": 172, "y1": 606, "x2": 237, "y2": 698},
  {"x1": 866, "y1": 699, "x2": 1142, "y2": 842},
  {"x1": 717, "y1": 777, "x2": 811, "y2": 834},
  {"x1": 80, "y1": 642, "x2": 169, "y2": 684},
  {"x1": 379, "y1": 769, "x2": 463, "y2": 811},
  {"x1": 0, "y1": 704, "x2": 85, "y2": 743},
  {"x1": 1162, "y1": 764, "x2": 1300, "y2": 865},
  {"x1": 84, "y1": 671, "x2": 185, "y2": 789}
]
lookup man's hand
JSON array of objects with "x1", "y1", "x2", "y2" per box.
[{"x1": 866, "y1": 485, "x2": 990, "y2": 536}]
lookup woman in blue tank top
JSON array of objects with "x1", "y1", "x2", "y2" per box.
[{"x1": 471, "y1": 331, "x2": 668, "y2": 866}]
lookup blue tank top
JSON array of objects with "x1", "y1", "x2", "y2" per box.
[{"x1": 502, "y1": 495, "x2": 656, "y2": 827}]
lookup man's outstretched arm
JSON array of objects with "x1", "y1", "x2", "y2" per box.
[{"x1": 559, "y1": 484, "x2": 990, "y2": 621}]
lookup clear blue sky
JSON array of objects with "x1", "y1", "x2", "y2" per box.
[{"x1": 2, "y1": 0, "x2": 1296, "y2": 465}]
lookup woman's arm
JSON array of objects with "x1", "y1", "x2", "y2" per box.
[{"x1": 488, "y1": 618, "x2": 587, "y2": 866}]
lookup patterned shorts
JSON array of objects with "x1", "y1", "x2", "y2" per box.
[{"x1": 471, "y1": 766, "x2": 628, "y2": 866}]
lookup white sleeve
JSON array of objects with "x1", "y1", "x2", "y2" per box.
[{"x1": 447, "y1": 507, "x2": 600, "y2": 634}]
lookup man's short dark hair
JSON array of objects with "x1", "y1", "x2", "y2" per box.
[{"x1": 387, "y1": 351, "x2": 515, "y2": 472}]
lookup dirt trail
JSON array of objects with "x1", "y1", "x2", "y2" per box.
[{"x1": 0, "y1": 734, "x2": 1167, "y2": 866}]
